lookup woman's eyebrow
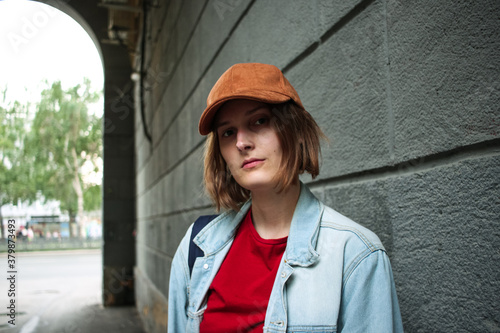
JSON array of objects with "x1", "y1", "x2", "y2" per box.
[
  {"x1": 215, "y1": 105, "x2": 268, "y2": 129},
  {"x1": 245, "y1": 105, "x2": 268, "y2": 116}
]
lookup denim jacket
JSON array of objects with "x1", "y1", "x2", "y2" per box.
[{"x1": 168, "y1": 183, "x2": 403, "y2": 332}]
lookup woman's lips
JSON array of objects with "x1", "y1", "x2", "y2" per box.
[{"x1": 242, "y1": 159, "x2": 264, "y2": 169}]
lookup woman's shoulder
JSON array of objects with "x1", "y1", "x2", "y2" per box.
[{"x1": 319, "y1": 205, "x2": 385, "y2": 253}]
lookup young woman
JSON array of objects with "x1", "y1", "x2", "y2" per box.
[{"x1": 168, "y1": 63, "x2": 403, "y2": 332}]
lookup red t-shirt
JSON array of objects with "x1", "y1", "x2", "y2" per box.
[{"x1": 200, "y1": 209, "x2": 288, "y2": 332}]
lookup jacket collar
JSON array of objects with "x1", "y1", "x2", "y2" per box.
[
  {"x1": 285, "y1": 182, "x2": 323, "y2": 266},
  {"x1": 195, "y1": 182, "x2": 323, "y2": 266}
]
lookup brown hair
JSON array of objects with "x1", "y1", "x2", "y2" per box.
[{"x1": 203, "y1": 102, "x2": 326, "y2": 212}]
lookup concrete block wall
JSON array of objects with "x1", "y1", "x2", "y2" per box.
[{"x1": 134, "y1": 1, "x2": 500, "y2": 332}]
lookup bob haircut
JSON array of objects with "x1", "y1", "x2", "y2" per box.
[{"x1": 203, "y1": 101, "x2": 326, "y2": 212}]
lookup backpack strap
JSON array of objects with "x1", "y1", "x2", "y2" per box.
[{"x1": 188, "y1": 214, "x2": 218, "y2": 277}]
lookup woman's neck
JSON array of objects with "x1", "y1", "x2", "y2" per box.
[{"x1": 250, "y1": 182, "x2": 301, "y2": 239}]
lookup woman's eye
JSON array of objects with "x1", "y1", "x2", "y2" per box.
[
  {"x1": 222, "y1": 129, "x2": 234, "y2": 137},
  {"x1": 255, "y1": 118, "x2": 267, "y2": 125}
]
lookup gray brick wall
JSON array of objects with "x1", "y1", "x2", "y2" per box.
[{"x1": 134, "y1": 1, "x2": 500, "y2": 332}]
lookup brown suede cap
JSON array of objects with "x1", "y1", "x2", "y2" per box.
[{"x1": 198, "y1": 63, "x2": 304, "y2": 135}]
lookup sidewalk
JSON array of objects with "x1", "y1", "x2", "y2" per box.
[
  {"x1": 3, "y1": 304, "x2": 146, "y2": 333},
  {"x1": 0, "y1": 250, "x2": 146, "y2": 333},
  {"x1": 34, "y1": 304, "x2": 146, "y2": 333}
]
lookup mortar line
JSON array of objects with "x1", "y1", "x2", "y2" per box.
[
  {"x1": 137, "y1": 204, "x2": 214, "y2": 222},
  {"x1": 150, "y1": 0, "x2": 178, "y2": 47},
  {"x1": 282, "y1": 0, "x2": 376, "y2": 74},
  {"x1": 308, "y1": 138, "x2": 500, "y2": 191},
  {"x1": 138, "y1": 242, "x2": 172, "y2": 260},
  {"x1": 135, "y1": 138, "x2": 205, "y2": 198}
]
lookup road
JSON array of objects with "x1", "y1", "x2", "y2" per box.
[{"x1": 0, "y1": 249, "x2": 144, "y2": 333}]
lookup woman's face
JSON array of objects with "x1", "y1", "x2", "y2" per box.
[{"x1": 215, "y1": 99, "x2": 282, "y2": 192}]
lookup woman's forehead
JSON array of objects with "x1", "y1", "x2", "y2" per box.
[{"x1": 215, "y1": 100, "x2": 270, "y2": 125}]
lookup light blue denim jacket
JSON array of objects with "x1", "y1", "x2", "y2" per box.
[{"x1": 168, "y1": 183, "x2": 403, "y2": 332}]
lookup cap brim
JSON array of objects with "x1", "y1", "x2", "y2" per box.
[{"x1": 198, "y1": 91, "x2": 292, "y2": 135}]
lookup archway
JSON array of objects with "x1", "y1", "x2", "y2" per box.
[{"x1": 32, "y1": 0, "x2": 138, "y2": 307}]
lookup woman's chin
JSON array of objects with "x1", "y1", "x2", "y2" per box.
[{"x1": 236, "y1": 178, "x2": 279, "y2": 194}]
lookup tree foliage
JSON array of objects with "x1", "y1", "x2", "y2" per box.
[
  {"x1": 0, "y1": 80, "x2": 102, "y2": 228},
  {"x1": 0, "y1": 93, "x2": 35, "y2": 206}
]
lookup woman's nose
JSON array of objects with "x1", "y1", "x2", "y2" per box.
[{"x1": 236, "y1": 130, "x2": 253, "y2": 151}]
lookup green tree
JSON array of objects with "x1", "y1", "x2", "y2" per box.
[
  {"x1": 0, "y1": 80, "x2": 102, "y2": 238},
  {"x1": 25, "y1": 80, "x2": 102, "y2": 236},
  {"x1": 0, "y1": 92, "x2": 36, "y2": 238}
]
